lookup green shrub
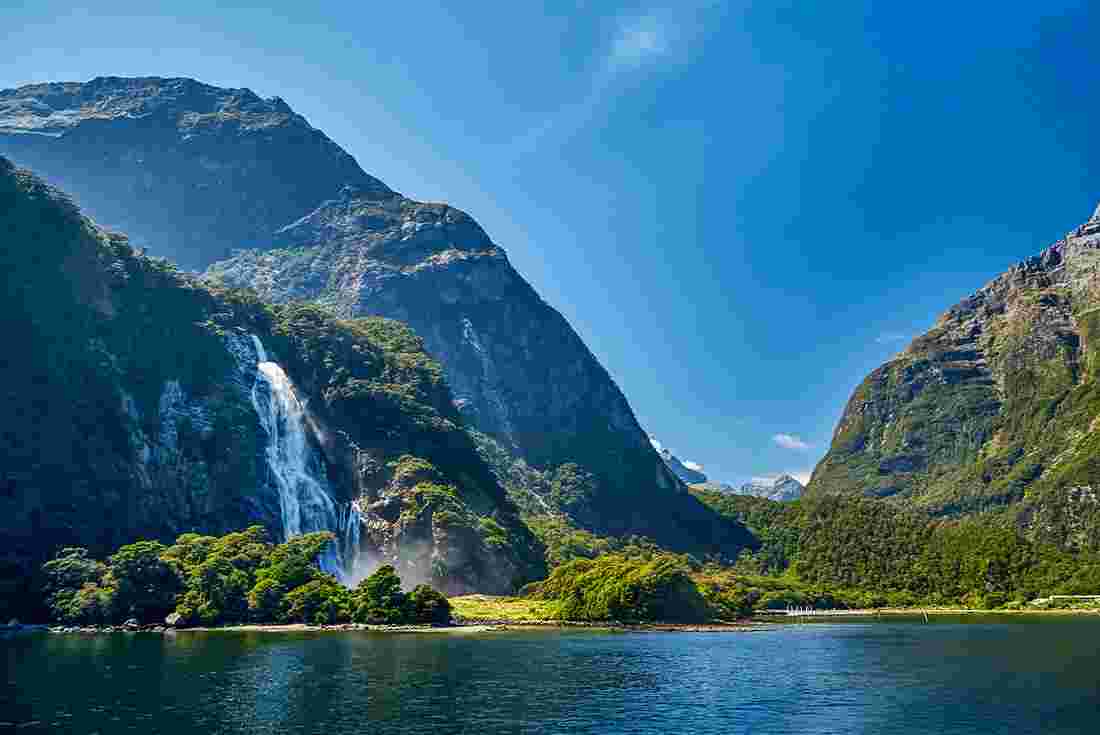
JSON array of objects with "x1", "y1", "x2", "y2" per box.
[
  {"x1": 528, "y1": 553, "x2": 709, "y2": 622},
  {"x1": 106, "y1": 541, "x2": 181, "y2": 622},
  {"x1": 409, "y1": 584, "x2": 452, "y2": 624},
  {"x1": 281, "y1": 576, "x2": 351, "y2": 624},
  {"x1": 350, "y1": 565, "x2": 409, "y2": 623}
]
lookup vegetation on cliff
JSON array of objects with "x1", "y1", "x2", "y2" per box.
[
  {"x1": 808, "y1": 211, "x2": 1100, "y2": 553},
  {"x1": 0, "y1": 157, "x2": 542, "y2": 621}
]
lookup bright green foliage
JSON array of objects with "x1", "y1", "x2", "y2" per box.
[
  {"x1": 796, "y1": 495, "x2": 1100, "y2": 606},
  {"x1": 281, "y1": 577, "x2": 351, "y2": 624},
  {"x1": 350, "y1": 565, "x2": 409, "y2": 623},
  {"x1": 252, "y1": 532, "x2": 336, "y2": 592},
  {"x1": 688, "y1": 487, "x2": 1100, "y2": 609},
  {"x1": 164, "y1": 526, "x2": 277, "y2": 625},
  {"x1": 39, "y1": 526, "x2": 452, "y2": 626},
  {"x1": 408, "y1": 584, "x2": 452, "y2": 624},
  {"x1": 41, "y1": 548, "x2": 115, "y2": 624},
  {"x1": 690, "y1": 488, "x2": 802, "y2": 574},
  {"x1": 247, "y1": 578, "x2": 286, "y2": 621},
  {"x1": 526, "y1": 553, "x2": 710, "y2": 622},
  {"x1": 106, "y1": 541, "x2": 181, "y2": 622}
]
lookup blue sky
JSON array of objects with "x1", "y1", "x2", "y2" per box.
[{"x1": 5, "y1": 1, "x2": 1100, "y2": 486}]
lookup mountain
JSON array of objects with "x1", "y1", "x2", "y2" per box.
[
  {"x1": 651, "y1": 440, "x2": 708, "y2": 484},
  {"x1": 809, "y1": 202, "x2": 1100, "y2": 552},
  {"x1": 0, "y1": 157, "x2": 543, "y2": 620},
  {"x1": 735, "y1": 475, "x2": 804, "y2": 502},
  {"x1": 0, "y1": 76, "x2": 751, "y2": 558},
  {"x1": 0, "y1": 77, "x2": 389, "y2": 270}
]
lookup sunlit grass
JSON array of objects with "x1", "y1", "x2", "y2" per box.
[{"x1": 448, "y1": 595, "x2": 560, "y2": 622}]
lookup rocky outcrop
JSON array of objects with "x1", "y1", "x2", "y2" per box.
[
  {"x1": 0, "y1": 77, "x2": 751, "y2": 558},
  {"x1": 0, "y1": 158, "x2": 542, "y2": 621},
  {"x1": 809, "y1": 202, "x2": 1100, "y2": 551}
]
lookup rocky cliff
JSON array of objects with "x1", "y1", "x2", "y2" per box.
[
  {"x1": 0, "y1": 77, "x2": 751, "y2": 558},
  {"x1": 0, "y1": 158, "x2": 542, "y2": 620},
  {"x1": 809, "y1": 203, "x2": 1100, "y2": 551}
]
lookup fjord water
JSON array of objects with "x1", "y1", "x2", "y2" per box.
[{"x1": 4, "y1": 618, "x2": 1100, "y2": 734}]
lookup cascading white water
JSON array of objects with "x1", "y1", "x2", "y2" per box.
[{"x1": 248, "y1": 335, "x2": 362, "y2": 582}]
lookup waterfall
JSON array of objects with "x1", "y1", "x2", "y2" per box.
[{"x1": 247, "y1": 335, "x2": 362, "y2": 583}]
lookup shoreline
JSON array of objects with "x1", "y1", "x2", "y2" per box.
[
  {"x1": 757, "y1": 606, "x2": 1100, "y2": 618},
  {"x1": 3, "y1": 620, "x2": 771, "y2": 636},
  {"x1": 6, "y1": 607, "x2": 1100, "y2": 637}
]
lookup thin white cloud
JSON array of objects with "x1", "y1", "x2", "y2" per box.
[
  {"x1": 609, "y1": 14, "x2": 669, "y2": 70},
  {"x1": 773, "y1": 433, "x2": 811, "y2": 451},
  {"x1": 790, "y1": 470, "x2": 812, "y2": 485},
  {"x1": 683, "y1": 460, "x2": 704, "y2": 472},
  {"x1": 875, "y1": 332, "x2": 909, "y2": 344},
  {"x1": 648, "y1": 436, "x2": 664, "y2": 452},
  {"x1": 507, "y1": 6, "x2": 705, "y2": 157}
]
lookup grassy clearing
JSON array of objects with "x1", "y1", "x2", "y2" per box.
[{"x1": 448, "y1": 595, "x2": 560, "y2": 622}]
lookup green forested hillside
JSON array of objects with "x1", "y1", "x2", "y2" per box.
[
  {"x1": 0, "y1": 157, "x2": 542, "y2": 621},
  {"x1": 692, "y1": 487, "x2": 1100, "y2": 608},
  {"x1": 808, "y1": 209, "x2": 1100, "y2": 552}
]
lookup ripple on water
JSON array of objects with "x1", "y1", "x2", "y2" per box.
[{"x1": 3, "y1": 621, "x2": 1100, "y2": 734}]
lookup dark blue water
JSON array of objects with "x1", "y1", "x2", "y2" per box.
[{"x1": 4, "y1": 617, "x2": 1100, "y2": 734}]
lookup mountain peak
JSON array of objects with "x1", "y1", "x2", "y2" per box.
[{"x1": 0, "y1": 76, "x2": 390, "y2": 268}]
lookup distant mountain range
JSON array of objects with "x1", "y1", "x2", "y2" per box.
[
  {"x1": 692, "y1": 475, "x2": 805, "y2": 502},
  {"x1": 650, "y1": 436, "x2": 804, "y2": 501}
]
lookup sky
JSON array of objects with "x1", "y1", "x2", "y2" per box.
[{"x1": 5, "y1": 1, "x2": 1100, "y2": 486}]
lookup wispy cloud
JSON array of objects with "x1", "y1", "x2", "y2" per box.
[
  {"x1": 507, "y1": 6, "x2": 705, "y2": 157},
  {"x1": 608, "y1": 14, "x2": 670, "y2": 70},
  {"x1": 649, "y1": 436, "x2": 664, "y2": 452},
  {"x1": 683, "y1": 460, "x2": 704, "y2": 472},
  {"x1": 773, "y1": 433, "x2": 811, "y2": 451},
  {"x1": 875, "y1": 332, "x2": 910, "y2": 344}
]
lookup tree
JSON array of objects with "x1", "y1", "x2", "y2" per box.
[
  {"x1": 106, "y1": 541, "x2": 181, "y2": 622},
  {"x1": 281, "y1": 576, "x2": 350, "y2": 624},
  {"x1": 351, "y1": 565, "x2": 410, "y2": 624},
  {"x1": 41, "y1": 548, "x2": 115, "y2": 624},
  {"x1": 409, "y1": 584, "x2": 452, "y2": 625}
]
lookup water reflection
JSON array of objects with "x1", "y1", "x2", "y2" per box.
[{"x1": 4, "y1": 620, "x2": 1100, "y2": 734}]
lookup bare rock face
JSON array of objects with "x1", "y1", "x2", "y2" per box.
[
  {"x1": 809, "y1": 204, "x2": 1100, "y2": 551},
  {"x1": 0, "y1": 77, "x2": 389, "y2": 269},
  {"x1": 0, "y1": 77, "x2": 751, "y2": 558}
]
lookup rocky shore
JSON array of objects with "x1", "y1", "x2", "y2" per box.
[{"x1": 0, "y1": 619, "x2": 768, "y2": 636}]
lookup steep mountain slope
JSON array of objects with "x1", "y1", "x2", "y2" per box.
[
  {"x1": 809, "y1": 203, "x2": 1100, "y2": 551},
  {"x1": 651, "y1": 439, "x2": 708, "y2": 484},
  {"x1": 0, "y1": 158, "x2": 542, "y2": 620},
  {"x1": 0, "y1": 76, "x2": 751, "y2": 557},
  {"x1": 0, "y1": 77, "x2": 389, "y2": 269}
]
